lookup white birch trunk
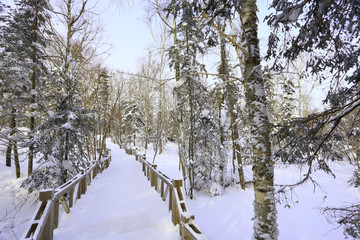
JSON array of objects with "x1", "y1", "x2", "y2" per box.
[{"x1": 240, "y1": 0, "x2": 278, "y2": 239}]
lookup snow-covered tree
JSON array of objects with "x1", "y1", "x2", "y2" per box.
[
  {"x1": 22, "y1": 0, "x2": 100, "y2": 189},
  {"x1": 0, "y1": 0, "x2": 50, "y2": 178},
  {"x1": 194, "y1": 0, "x2": 279, "y2": 238},
  {"x1": 121, "y1": 99, "x2": 146, "y2": 148},
  {"x1": 165, "y1": 0, "x2": 226, "y2": 197},
  {"x1": 267, "y1": 0, "x2": 359, "y2": 237}
]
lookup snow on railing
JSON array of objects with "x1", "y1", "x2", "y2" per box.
[
  {"x1": 125, "y1": 147, "x2": 209, "y2": 240},
  {"x1": 21, "y1": 153, "x2": 112, "y2": 240}
]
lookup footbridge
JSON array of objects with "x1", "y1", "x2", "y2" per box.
[{"x1": 21, "y1": 142, "x2": 208, "y2": 240}]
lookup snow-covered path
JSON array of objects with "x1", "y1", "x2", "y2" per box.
[{"x1": 53, "y1": 142, "x2": 180, "y2": 240}]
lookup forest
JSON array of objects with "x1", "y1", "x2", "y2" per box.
[{"x1": 0, "y1": 0, "x2": 359, "y2": 239}]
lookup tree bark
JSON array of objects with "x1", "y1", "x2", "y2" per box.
[
  {"x1": 240, "y1": 0, "x2": 278, "y2": 239},
  {"x1": 218, "y1": 20, "x2": 246, "y2": 189},
  {"x1": 28, "y1": 3, "x2": 40, "y2": 176},
  {"x1": 6, "y1": 143, "x2": 12, "y2": 167},
  {"x1": 14, "y1": 142, "x2": 20, "y2": 178}
]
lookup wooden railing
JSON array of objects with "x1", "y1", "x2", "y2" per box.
[
  {"x1": 126, "y1": 148, "x2": 209, "y2": 240},
  {"x1": 21, "y1": 154, "x2": 111, "y2": 240}
]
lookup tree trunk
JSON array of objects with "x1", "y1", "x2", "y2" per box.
[
  {"x1": 6, "y1": 143, "x2": 12, "y2": 167},
  {"x1": 14, "y1": 142, "x2": 20, "y2": 178},
  {"x1": 28, "y1": 4, "x2": 39, "y2": 176},
  {"x1": 216, "y1": 88, "x2": 226, "y2": 185},
  {"x1": 240, "y1": 0, "x2": 278, "y2": 239},
  {"x1": 218, "y1": 23, "x2": 246, "y2": 189},
  {"x1": 172, "y1": 9, "x2": 188, "y2": 190}
]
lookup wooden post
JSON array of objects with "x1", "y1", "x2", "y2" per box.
[
  {"x1": 151, "y1": 165, "x2": 158, "y2": 190},
  {"x1": 171, "y1": 180, "x2": 183, "y2": 225},
  {"x1": 171, "y1": 189, "x2": 179, "y2": 225},
  {"x1": 87, "y1": 173, "x2": 91, "y2": 185},
  {"x1": 169, "y1": 187, "x2": 173, "y2": 212},
  {"x1": 77, "y1": 181, "x2": 82, "y2": 199},
  {"x1": 69, "y1": 187, "x2": 74, "y2": 208},
  {"x1": 59, "y1": 196, "x2": 70, "y2": 214},
  {"x1": 160, "y1": 179, "x2": 165, "y2": 198},
  {"x1": 82, "y1": 177, "x2": 87, "y2": 194},
  {"x1": 93, "y1": 164, "x2": 97, "y2": 179},
  {"x1": 39, "y1": 189, "x2": 54, "y2": 240},
  {"x1": 53, "y1": 198, "x2": 59, "y2": 229},
  {"x1": 173, "y1": 180, "x2": 183, "y2": 188},
  {"x1": 39, "y1": 189, "x2": 54, "y2": 202}
]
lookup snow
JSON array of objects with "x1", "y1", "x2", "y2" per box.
[
  {"x1": 147, "y1": 144, "x2": 359, "y2": 240},
  {"x1": 0, "y1": 141, "x2": 179, "y2": 240},
  {"x1": 61, "y1": 122, "x2": 74, "y2": 130},
  {"x1": 1, "y1": 142, "x2": 359, "y2": 240},
  {"x1": 53, "y1": 140, "x2": 179, "y2": 240},
  {"x1": 0, "y1": 150, "x2": 39, "y2": 240},
  {"x1": 228, "y1": 25, "x2": 240, "y2": 36}
]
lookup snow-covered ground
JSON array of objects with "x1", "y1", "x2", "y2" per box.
[
  {"x1": 1, "y1": 141, "x2": 359, "y2": 240},
  {"x1": 1, "y1": 141, "x2": 179, "y2": 240},
  {"x1": 53, "y1": 141, "x2": 179, "y2": 240},
  {"x1": 0, "y1": 149, "x2": 39, "y2": 240},
  {"x1": 146, "y1": 143, "x2": 360, "y2": 240}
]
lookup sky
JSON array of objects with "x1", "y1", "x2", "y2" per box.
[
  {"x1": 1, "y1": 0, "x2": 272, "y2": 72},
  {"x1": 99, "y1": 0, "x2": 272, "y2": 72},
  {"x1": 1, "y1": 0, "x2": 327, "y2": 106},
  {"x1": 96, "y1": 1, "x2": 154, "y2": 72}
]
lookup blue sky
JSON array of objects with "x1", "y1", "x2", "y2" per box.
[{"x1": 98, "y1": 1, "x2": 153, "y2": 72}]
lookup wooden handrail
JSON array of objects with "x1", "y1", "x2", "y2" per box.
[
  {"x1": 129, "y1": 149, "x2": 209, "y2": 240},
  {"x1": 21, "y1": 155, "x2": 112, "y2": 240}
]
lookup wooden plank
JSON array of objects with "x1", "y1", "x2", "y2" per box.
[
  {"x1": 171, "y1": 188, "x2": 179, "y2": 225},
  {"x1": 21, "y1": 202, "x2": 42, "y2": 239},
  {"x1": 32, "y1": 200, "x2": 53, "y2": 240},
  {"x1": 162, "y1": 185, "x2": 169, "y2": 201},
  {"x1": 59, "y1": 196, "x2": 70, "y2": 214},
  {"x1": 160, "y1": 179, "x2": 165, "y2": 198},
  {"x1": 77, "y1": 181, "x2": 82, "y2": 199},
  {"x1": 39, "y1": 189, "x2": 54, "y2": 203},
  {"x1": 169, "y1": 188, "x2": 173, "y2": 212},
  {"x1": 69, "y1": 188, "x2": 74, "y2": 208},
  {"x1": 53, "y1": 199, "x2": 59, "y2": 229}
]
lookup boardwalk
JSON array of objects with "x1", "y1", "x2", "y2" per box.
[{"x1": 53, "y1": 142, "x2": 180, "y2": 240}]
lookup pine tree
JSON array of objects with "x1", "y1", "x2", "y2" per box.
[
  {"x1": 268, "y1": 0, "x2": 360, "y2": 173},
  {"x1": 0, "y1": 0, "x2": 50, "y2": 178},
  {"x1": 121, "y1": 99, "x2": 146, "y2": 148},
  {"x1": 166, "y1": 0, "x2": 226, "y2": 197},
  {"x1": 22, "y1": 0, "x2": 99, "y2": 189},
  {"x1": 267, "y1": 1, "x2": 359, "y2": 236}
]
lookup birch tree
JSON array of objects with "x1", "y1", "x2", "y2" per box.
[{"x1": 193, "y1": 0, "x2": 279, "y2": 238}]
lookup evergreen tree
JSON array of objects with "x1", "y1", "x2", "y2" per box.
[
  {"x1": 267, "y1": 1, "x2": 359, "y2": 237},
  {"x1": 193, "y1": 0, "x2": 279, "y2": 238},
  {"x1": 22, "y1": 0, "x2": 98, "y2": 189},
  {"x1": 121, "y1": 99, "x2": 146, "y2": 148},
  {"x1": 268, "y1": 0, "x2": 360, "y2": 173},
  {"x1": 166, "y1": 0, "x2": 224, "y2": 197},
  {"x1": 0, "y1": 0, "x2": 50, "y2": 178}
]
